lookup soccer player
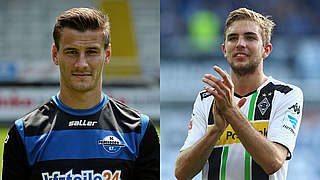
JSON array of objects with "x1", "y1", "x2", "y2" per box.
[
  {"x1": 2, "y1": 8, "x2": 160, "y2": 180},
  {"x1": 175, "y1": 8, "x2": 303, "y2": 180}
]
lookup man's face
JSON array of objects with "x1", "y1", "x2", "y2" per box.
[
  {"x1": 52, "y1": 28, "x2": 111, "y2": 92},
  {"x1": 222, "y1": 20, "x2": 271, "y2": 76}
]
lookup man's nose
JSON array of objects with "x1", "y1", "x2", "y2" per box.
[
  {"x1": 236, "y1": 37, "x2": 246, "y2": 49},
  {"x1": 75, "y1": 52, "x2": 89, "y2": 68}
]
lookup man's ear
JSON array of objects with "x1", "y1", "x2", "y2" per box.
[
  {"x1": 104, "y1": 43, "x2": 111, "y2": 64},
  {"x1": 222, "y1": 44, "x2": 227, "y2": 58},
  {"x1": 262, "y1": 43, "x2": 272, "y2": 59},
  {"x1": 52, "y1": 44, "x2": 59, "y2": 65}
]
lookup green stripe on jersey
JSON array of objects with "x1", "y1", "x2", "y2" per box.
[
  {"x1": 248, "y1": 91, "x2": 258, "y2": 121},
  {"x1": 245, "y1": 151, "x2": 251, "y2": 180},
  {"x1": 221, "y1": 146, "x2": 229, "y2": 180},
  {"x1": 245, "y1": 91, "x2": 258, "y2": 180}
]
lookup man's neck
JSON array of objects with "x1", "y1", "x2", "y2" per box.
[
  {"x1": 231, "y1": 68, "x2": 268, "y2": 97},
  {"x1": 58, "y1": 87, "x2": 103, "y2": 110}
]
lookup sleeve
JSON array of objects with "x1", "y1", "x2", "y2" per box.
[
  {"x1": 267, "y1": 87, "x2": 303, "y2": 160},
  {"x1": 180, "y1": 92, "x2": 209, "y2": 151},
  {"x1": 2, "y1": 123, "x2": 31, "y2": 180},
  {"x1": 133, "y1": 120, "x2": 160, "y2": 180}
]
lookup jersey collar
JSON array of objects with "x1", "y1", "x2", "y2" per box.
[
  {"x1": 52, "y1": 92, "x2": 108, "y2": 116},
  {"x1": 234, "y1": 76, "x2": 273, "y2": 98}
]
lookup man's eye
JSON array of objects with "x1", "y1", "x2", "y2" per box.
[
  {"x1": 247, "y1": 36, "x2": 256, "y2": 40},
  {"x1": 228, "y1": 37, "x2": 237, "y2": 41},
  {"x1": 87, "y1": 51, "x2": 98, "y2": 55},
  {"x1": 66, "y1": 51, "x2": 78, "y2": 55}
]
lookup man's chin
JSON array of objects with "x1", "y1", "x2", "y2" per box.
[
  {"x1": 231, "y1": 65, "x2": 257, "y2": 77},
  {"x1": 70, "y1": 83, "x2": 94, "y2": 92}
]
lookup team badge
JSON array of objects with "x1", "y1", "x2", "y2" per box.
[
  {"x1": 258, "y1": 97, "x2": 270, "y2": 115},
  {"x1": 98, "y1": 136, "x2": 125, "y2": 153}
]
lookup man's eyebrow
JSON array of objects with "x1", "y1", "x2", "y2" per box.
[
  {"x1": 227, "y1": 32, "x2": 258, "y2": 37},
  {"x1": 87, "y1": 47, "x2": 100, "y2": 50},
  {"x1": 244, "y1": 32, "x2": 258, "y2": 36},
  {"x1": 227, "y1": 33, "x2": 238, "y2": 37},
  {"x1": 63, "y1": 47, "x2": 77, "y2": 51}
]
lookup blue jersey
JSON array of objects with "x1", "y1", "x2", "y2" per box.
[{"x1": 2, "y1": 93, "x2": 160, "y2": 180}]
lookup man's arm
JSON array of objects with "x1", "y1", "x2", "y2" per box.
[
  {"x1": 202, "y1": 66, "x2": 288, "y2": 175},
  {"x1": 175, "y1": 125, "x2": 224, "y2": 180},
  {"x1": 133, "y1": 120, "x2": 160, "y2": 180},
  {"x1": 2, "y1": 124, "x2": 31, "y2": 180},
  {"x1": 223, "y1": 107, "x2": 288, "y2": 175},
  {"x1": 175, "y1": 99, "x2": 246, "y2": 180}
]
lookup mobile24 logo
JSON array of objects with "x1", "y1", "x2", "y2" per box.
[{"x1": 42, "y1": 169, "x2": 121, "y2": 180}]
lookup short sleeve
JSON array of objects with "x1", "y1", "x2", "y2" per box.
[
  {"x1": 267, "y1": 87, "x2": 303, "y2": 160},
  {"x1": 180, "y1": 92, "x2": 211, "y2": 151},
  {"x1": 133, "y1": 119, "x2": 160, "y2": 179},
  {"x1": 2, "y1": 122, "x2": 31, "y2": 180}
]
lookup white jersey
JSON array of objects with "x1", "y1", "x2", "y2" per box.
[{"x1": 181, "y1": 77, "x2": 303, "y2": 180}]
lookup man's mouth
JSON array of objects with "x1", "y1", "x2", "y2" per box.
[
  {"x1": 72, "y1": 73, "x2": 92, "y2": 78},
  {"x1": 234, "y1": 52, "x2": 249, "y2": 57}
]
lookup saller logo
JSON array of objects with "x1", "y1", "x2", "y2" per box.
[
  {"x1": 41, "y1": 169, "x2": 121, "y2": 180},
  {"x1": 69, "y1": 120, "x2": 97, "y2": 127},
  {"x1": 98, "y1": 136, "x2": 125, "y2": 153}
]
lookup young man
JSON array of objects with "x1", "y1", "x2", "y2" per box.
[
  {"x1": 2, "y1": 8, "x2": 160, "y2": 180},
  {"x1": 175, "y1": 8, "x2": 303, "y2": 180}
]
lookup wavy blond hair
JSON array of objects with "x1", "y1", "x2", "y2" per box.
[{"x1": 224, "y1": 8, "x2": 275, "y2": 46}]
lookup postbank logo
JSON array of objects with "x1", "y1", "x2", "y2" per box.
[
  {"x1": 98, "y1": 136, "x2": 125, "y2": 153},
  {"x1": 42, "y1": 169, "x2": 121, "y2": 180},
  {"x1": 208, "y1": 121, "x2": 269, "y2": 145}
]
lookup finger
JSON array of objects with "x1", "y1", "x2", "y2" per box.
[
  {"x1": 202, "y1": 78, "x2": 225, "y2": 97},
  {"x1": 213, "y1": 66, "x2": 233, "y2": 89},
  {"x1": 237, "y1": 97, "x2": 247, "y2": 108},
  {"x1": 203, "y1": 85, "x2": 223, "y2": 100},
  {"x1": 214, "y1": 101, "x2": 229, "y2": 124},
  {"x1": 203, "y1": 74, "x2": 229, "y2": 94}
]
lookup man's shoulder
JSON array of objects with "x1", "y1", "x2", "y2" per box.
[
  {"x1": 106, "y1": 97, "x2": 141, "y2": 115},
  {"x1": 15, "y1": 98, "x2": 57, "y2": 136},
  {"x1": 20, "y1": 98, "x2": 56, "y2": 122},
  {"x1": 104, "y1": 97, "x2": 148, "y2": 133},
  {"x1": 264, "y1": 77, "x2": 303, "y2": 95}
]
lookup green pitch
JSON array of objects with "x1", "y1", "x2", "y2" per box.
[{"x1": 0, "y1": 127, "x2": 9, "y2": 177}]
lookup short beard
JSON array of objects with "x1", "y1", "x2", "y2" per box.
[{"x1": 229, "y1": 60, "x2": 259, "y2": 77}]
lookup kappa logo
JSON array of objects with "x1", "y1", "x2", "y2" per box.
[
  {"x1": 98, "y1": 136, "x2": 125, "y2": 153},
  {"x1": 288, "y1": 103, "x2": 301, "y2": 114},
  {"x1": 41, "y1": 169, "x2": 121, "y2": 180}
]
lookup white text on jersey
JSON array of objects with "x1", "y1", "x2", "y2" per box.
[
  {"x1": 42, "y1": 169, "x2": 121, "y2": 180},
  {"x1": 69, "y1": 120, "x2": 97, "y2": 127}
]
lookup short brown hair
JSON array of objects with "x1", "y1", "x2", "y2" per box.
[
  {"x1": 224, "y1": 8, "x2": 275, "y2": 46},
  {"x1": 53, "y1": 8, "x2": 110, "y2": 50}
]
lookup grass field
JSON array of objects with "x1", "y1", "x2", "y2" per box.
[
  {"x1": 0, "y1": 125, "x2": 159, "y2": 177},
  {"x1": 0, "y1": 127, "x2": 9, "y2": 177}
]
